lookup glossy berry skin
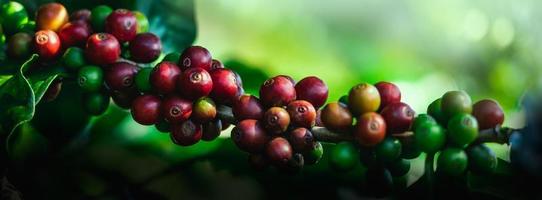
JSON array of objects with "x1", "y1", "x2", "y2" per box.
[
  {"x1": 90, "y1": 5, "x2": 112, "y2": 32},
  {"x1": 354, "y1": 112, "x2": 386, "y2": 147},
  {"x1": 105, "y1": 62, "x2": 139, "y2": 90},
  {"x1": 294, "y1": 76, "x2": 328, "y2": 108},
  {"x1": 192, "y1": 97, "x2": 217, "y2": 123},
  {"x1": 348, "y1": 83, "x2": 381, "y2": 115},
  {"x1": 233, "y1": 95, "x2": 264, "y2": 120},
  {"x1": 412, "y1": 114, "x2": 437, "y2": 133},
  {"x1": 466, "y1": 144, "x2": 497, "y2": 174},
  {"x1": 211, "y1": 59, "x2": 224, "y2": 70},
  {"x1": 321, "y1": 102, "x2": 353, "y2": 132},
  {"x1": 129, "y1": 33, "x2": 162, "y2": 63},
  {"x1": 7, "y1": 32, "x2": 32, "y2": 59},
  {"x1": 161, "y1": 96, "x2": 192, "y2": 123},
  {"x1": 472, "y1": 99, "x2": 505, "y2": 130},
  {"x1": 179, "y1": 46, "x2": 212, "y2": 71},
  {"x1": 447, "y1": 113, "x2": 478, "y2": 147},
  {"x1": 85, "y1": 33, "x2": 121, "y2": 65},
  {"x1": 0, "y1": 2, "x2": 28, "y2": 35},
  {"x1": 380, "y1": 102, "x2": 415, "y2": 134},
  {"x1": 375, "y1": 81, "x2": 401, "y2": 111},
  {"x1": 304, "y1": 142, "x2": 324, "y2": 165},
  {"x1": 171, "y1": 120, "x2": 202, "y2": 146},
  {"x1": 263, "y1": 107, "x2": 290, "y2": 135},
  {"x1": 77, "y1": 65, "x2": 103, "y2": 92},
  {"x1": 70, "y1": 9, "x2": 91, "y2": 22},
  {"x1": 287, "y1": 100, "x2": 317, "y2": 128},
  {"x1": 388, "y1": 159, "x2": 411, "y2": 177},
  {"x1": 375, "y1": 137, "x2": 402, "y2": 163},
  {"x1": 413, "y1": 123, "x2": 445, "y2": 153},
  {"x1": 177, "y1": 67, "x2": 213, "y2": 99},
  {"x1": 150, "y1": 62, "x2": 181, "y2": 94},
  {"x1": 105, "y1": 9, "x2": 137, "y2": 43},
  {"x1": 131, "y1": 95, "x2": 161, "y2": 125},
  {"x1": 34, "y1": 30, "x2": 61, "y2": 60},
  {"x1": 266, "y1": 137, "x2": 293, "y2": 167},
  {"x1": 288, "y1": 127, "x2": 315, "y2": 152},
  {"x1": 232, "y1": 119, "x2": 269, "y2": 153},
  {"x1": 110, "y1": 87, "x2": 138, "y2": 109},
  {"x1": 58, "y1": 21, "x2": 92, "y2": 48},
  {"x1": 36, "y1": 3, "x2": 68, "y2": 32},
  {"x1": 62, "y1": 47, "x2": 86, "y2": 71},
  {"x1": 441, "y1": 90, "x2": 472, "y2": 120},
  {"x1": 82, "y1": 92, "x2": 110, "y2": 116},
  {"x1": 437, "y1": 148, "x2": 468, "y2": 176},
  {"x1": 259, "y1": 75, "x2": 296, "y2": 107},
  {"x1": 202, "y1": 120, "x2": 222, "y2": 141},
  {"x1": 209, "y1": 68, "x2": 240, "y2": 104},
  {"x1": 329, "y1": 142, "x2": 358, "y2": 171},
  {"x1": 427, "y1": 98, "x2": 446, "y2": 125}
]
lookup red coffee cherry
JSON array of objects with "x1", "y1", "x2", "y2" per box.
[
  {"x1": 209, "y1": 68, "x2": 240, "y2": 104},
  {"x1": 105, "y1": 9, "x2": 137, "y2": 43},
  {"x1": 177, "y1": 67, "x2": 213, "y2": 100},
  {"x1": 150, "y1": 61, "x2": 181, "y2": 94},
  {"x1": 266, "y1": 137, "x2": 293, "y2": 167},
  {"x1": 233, "y1": 95, "x2": 264, "y2": 120},
  {"x1": 34, "y1": 30, "x2": 61, "y2": 60},
  {"x1": 85, "y1": 33, "x2": 121, "y2": 65},
  {"x1": 105, "y1": 62, "x2": 139, "y2": 90},
  {"x1": 295, "y1": 76, "x2": 328, "y2": 109},
  {"x1": 110, "y1": 87, "x2": 139, "y2": 109},
  {"x1": 472, "y1": 99, "x2": 505, "y2": 130},
  {"x1": 231, "y1": 119, "x2": 269, "y2": 153},
  {"x1": 354, "y1": 112, "x2": 387, "y2": 147},
  {"x1": 380, "y1": 102, "x2": 415, "y2": 134},
  {"x1": 288, "y1": 127, "x2": 315, "y2": 152},
  {"x1": 375, "y1": 81, "x2": 401, "y2": 111},
  {"x1": 179, "y1": 46, "x2": 212, "y2": 71},
  {"x1": 58, "y1": 21, "x2": 92, "y2": 48},
  {"x1": 287, "y1": 100, "x2": 317, "y2": 128},
  {"x1": 210, "y1": 59, "x2": 224, "y2": 70},
  {"x1": 131, "y1": 94, "x2": 161, "y2": 125},
  {"x1": 263, "y1": 107, "x2": 290, "y2": 135},
  {"x1": 259, "y1": 75, "x2": 297, "y2": 107},
  {"x1": 129, "y1": 33, "x2": 162, "y2": 63},
  {"x1": 321, "y1": 102, "x2": 353, "y2": 132},
  {"x1": 161, "y1": 95, "x2": 192, "y2": 123},
  {"x1": 171, "y1": 120, "x2": 202, "y2": 146}
]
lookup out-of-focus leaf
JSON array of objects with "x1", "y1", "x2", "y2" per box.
[
  {"x1": 467, "y1": 159, "x2": 517, "y2": 199},
  {"x1": 224, "y1": 59, "x2": 269, "y2": 95}
]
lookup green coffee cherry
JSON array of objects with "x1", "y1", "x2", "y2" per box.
[
  {"x1": 62, "y1": 47, "x2": 86, "y2": 71},
  {"x1": 78, "y1": 65, "x2": 104, "y2": 92}
]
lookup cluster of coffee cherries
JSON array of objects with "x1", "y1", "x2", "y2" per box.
[
  {"x1": 413, "y1": 91, "x2": 504, "y2": 176},
  {"x1": 231, "y1": 75, "x2": 328, "y2": 172}
]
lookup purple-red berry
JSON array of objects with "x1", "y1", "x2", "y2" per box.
[
  {"x1": 260, "y1": 75, "x2": 296, "y2": 107},
  {"x1": 131, "y1": 94, "x2": 161, "y2": 125},
  {"x1": 85, "y1": 33, "x2": 121, "y2": 65},
  {"x1": 179, "y1": 46, "x2": 212, "y2": 71},
  {"x1": 58, "y1": 21, "x2": 91, "y2": 48},
  {"x1": 263, "y1": 107, "x2": 290, "y2": 135},
  {"x1": 177, "y1": 67, "x2": 213, "y2": 99},
  {"x1": 375, "y1": 81, "x2": 401, "y2": 111},
  {"x1": 354, "y1": 112, "x2": 387, "y2": 147},
  {"x1": 233, "y1": 95, "x2": 264, "y2": 120},
  {"x1": 110, "y1": 87, "x2": 139, "y2": 109},
  {"x1": 287, "y1": 100, "x2": 317, "y2": 128},
  {"x1": 232, "y1": 119, "x2": 269, "y2": 153},
  {"x1": 380, "y1": 102, "x2": 415, "y2": 134},
  {"x1": 161, "y1": 95, "x2": 192, "y2": 123},
  {"x1": 70, "y1": 9, "x2": 91, "y2": 23},
  {"x1": 129, "y1": 33, "x2": 162, "y2": 63},
  {"x1": 171, "y1": 120, "x2": 202, "y2": 146},
  {"x1": 150, "y1": 61, "x2": 181, "y2": 94},
  {"x1": 211, "y1": 59, "x2": 224, "y2": 70},
  {"x1": 288, "y1": 127, "x2": 315, "y2": 152},
  {"x1": 266, "y1": 137, "x2": 293, "y2": 167},
  {"x1": 472, "y1": 99, "x2": 505, "y2": 130},
  {"x1": 105, "y1": 62, "x2": 139, "y2": 90},
  {"x1": 210, "y1": 68, "x2": 240, "y2": 104},
  {"x1": 295, "y1": 76, "x2": 328, "y2": 108},
  {"x1": 105, "y1": 9, "x2": 137, "y2": 43}
]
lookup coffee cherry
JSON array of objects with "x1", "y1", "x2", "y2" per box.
[
  {"x1": 163, "y1": 52, "x2": 180, "y2": 63},
  {"x1": 288, "y1": 127, "x2": 315, "y2": 152},
  {"x1": 129, "y1": 33, "x2": 161, "y2": 63},
  {"x1": 210, "y1": 68, "x2": 240, "y2": 104},
  {"x1": 150, "y1": 61, "x2": 181, "y2": 94},
  {"x1": 265, "y1": 137, "x2": 293, "y2": 167},
  {"x1": 211, "y1": 59, "x2": 224, "y2": 70},
  {"x1": 171, "y1": 120, "x2": 202, "y2": 146},
  {"x1": 447, "y1": 113, "x2": 478, "y2": 147},
  {"x1": 179, "y1": 46, "x2": 212, "y2": 71},
  {"x1": 412, "y1": 114, "x2": 437, "y2": 133},
  {"x1": 231, "y1": 119, "x2": 268, "y2": 153},
  {"x1": 105, "y1": 62, "x2": 139, "y2": 90},
  {"x1": 43, "y1": 79, "x2": 62, "y2": 102},
  {"x1": 105, "y1": 9, "x2": 137, "y2": 43},
  {"x1": 178, "y1": 67, "x2": 213, "y2": 99},
  {"x1": 7, "y1": 32, "x2": 32, "y2": 59},
  {"x1": 58, "y1": 21, "x2": 91, "y2": 48},
  {"x1": 304, "y1": 142, "x2": 324, "y2": 165},
  {"x1": 85, "y1": 33, "x2": 121, "y2": 65},
  {"x1": 155, "y1": 119, "x2": 171, "y2": 133},
  {"x1": 233, "y1": 95, "x2": 264, "y2": 120},
  {"x1": 82, "y1": 92, "x2": 110, "y2": 116},
  {"x1": 375, "y1": 137, "x2": 402, "y2": 163},
  {"x1": 472, "y1": 99, "x2": 505, "y2": 130},
  {"x1": 90, "y1": 5, "x2": 112, "y2": 32},
  {"x1": 131, "y1": 94, "x2": 161, "y2": 125},
  {"x1": 294, "y1": 76, "x2": 328, "y2": 108},
  {"x1": 315, "y1": 109, "x2": 324, "y2": 127},
  {"x1": 388, "y1": 159, "x2": 411, "y2": 177},
  {"x1": 202, "y1": 119, "x2": 222, "y2": 141},
  {"x1": 441, "y1": 90, "x2": 472, "y2": 120},
  {"x1": 110, "y1": 87, "x2": 138, "y2": 109},
  {"x1": 321, "y1": 102, "x2": 353, "y2": 132},
  {"x1": 427, "y1": 98, "x2": 446, "y2": 125},
  {"x1": 399, "y1": 135, "x2": 422, "y2": 159},
  {"x1": 259, "y1": 75, "x2": 296, "y2": 107},
  {"x1": 354, "y1": 112, "x2": 386, "y2": 147},
  {"x1": 248, "y1": 154, "x2": 269, "y2": 170},
  {"x1": 437, "y1": 148, "x2": 468, "y2": 176},
  {"x1": 263, "y1": 107, "x2": 290, "y2": 135},
  {"x1": 0, "y1": 2, "x2": 28, "y2": 35},
  {"x1": 375, "y1": 81, "x2": 401, "y2": 111},
  {"x1": 466, "y1": 144, "x2": 497, "y2": 175},
  {"x1": 34, "y1": 30, "x2": 61, "y2": 60},
  {"x1": 279, "y1": 153, "x2": 305, "y2": 173},
  {"x1": 77, "y1": 65, "x2": 103, "y2": 92},
  {"x1": 329, "y1": 142, "x2": 358, "y2": 171},
  {"x1": 36, "y1": 3, "x2": 68, "y2": 32},
  {"x1": 133, "y1": 11, "x2": 149, "y2": 33},
  {"x1": 380, "y1": 102, "x2": 415, "y2": 134},
  {"x1": 348, "y1": 83, "x2": 381, "y2": 115},
  {"x1": 413, "y1": 123, "x2": 445, "y2": 153},
  {"x1": 192, "y1": 97, "x2": 217, "y2": 123},
  {"x1": 287, "y1": 100, "x2": 316, "y2": 128},
  {"x1": 70, "y1": 9, "x2": 91, "y2": 23},
  {"x1": 62, "y1": 47, "x2": 86, "y2": 71},
  {"x1": 134, "y1": 67, "x2": 153, "y2": 92},
  {"x1": 161, "y1": 95, "x2": 192, "y2": 123}
]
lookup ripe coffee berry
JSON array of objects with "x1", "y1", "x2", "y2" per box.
[
  {"x1": 7, "y1": 32, "x2": 32, "y2": 59},
  {"x1": 85, "y1": 33, "x2": 121, "y2": 65},
  {"x1": 288, "y1": 127, "x2": 315, "y2": 152},
  {"x1": 105, "y1": 9, "x2": 137, "y2": 43},
  {"x1": 321, "y1": 102, "x2": 353, "y2": 132},
  {"x1": 129, "y1": 33, "x2": 162, "y2": 63},
  {"x1": 287, "y1": 100, "x2": 316, "y2": 128},
  {"x1": 70, "y1": 9, "x2": 91, "y2": 22},
  {"x1": 348, "y1": 83, "x2": 381, "y2": 115},
  {"x1": 354, "y1": 112, "x2": 387, "y2": 147},
  {"x1": 58, "y1": 21, "x2": 92, "y2": 48},
  {"x1": 161, "y1": 95, "x2": 192, "y2": 123},
  {"x1": 78, "y1": 65, "x2": 103, "y2": 92},
  {"x1": 36, "y1": 3, "x2": 68, "y2": 32},
  {"x1": 171, "y1": 120, "x2": 202, "y2": 146},
  {"x1": 294, "y1": 76, "x2": 328, "y2": 108},
  {"x1": 211, "y1": 59, "x2": 224, "y2": 70},
  {"x1": 178, "y1": 67, "x2": 213, "y2": 99},
  {"x1": 472, "y1": 99, "x2": 505, "y2": 130},
  {"x1": 179, "y1": 46, "x2": 212, "y2": 71},
  {"x1": 260, "y1": 75, "x2": 296, "y2": 107},
  {"x1": 192, "y1": 97, "x2": 217, "y2": 123},
  {"x1": 266, "y1": 137, "x2": 293, "y2": 167},
  {"x1": 233, "y1": 95, "x2": 264, "y2": 120},
  {"x1": 131, "y1": 94, "x2": 161, "y2": 125},
  {"x1": 105, "y1": 62, "x2": 139, "y2": 90},
  {"x1": 110, "y1": 87, "x2": 138, "y2": 109},
  {"x1": 150, "y1": 61, "x2": 181, "y2": 94},
  {"x1": 34, "y1": 30, "x2": 61, "y2": 60},
  {"x1": 232, "y1": 119, "x2": 269, "y2": 153},
  {"x1": 380, "y1": 102, "x2": 415, "y2": 134},
  {"x1": 375, "y1": 81, "x2": 401, "y2": 111},
  {"x1": 210, "y1": 68, "x2": 240, "y2": 104},
  {"x1": 202, "y1": 120, "x2": 222, "y2": 141},
  {"x1": 263, "y1": 107, "x2": 291, "y2": 135}
]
